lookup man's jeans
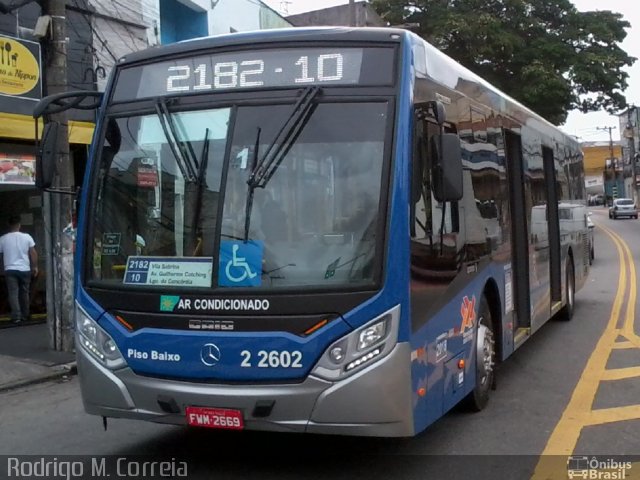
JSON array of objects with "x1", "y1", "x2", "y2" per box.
[{"x1": 5, "y1": 270, "x2": 31, "y2": 321}]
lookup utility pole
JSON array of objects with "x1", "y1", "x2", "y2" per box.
[
  {"x1": 624, "y1": 106, "x2": 639, "y2": 205},
  {"x1": 597, "y1": 126, "x2": 617, "y2": 204},
  {"x1": 42, "y1": 0, "x2": 74, "y2": 352},
  {"x1": 596, "y1": 126, "x2": 616, "y2": 169}
]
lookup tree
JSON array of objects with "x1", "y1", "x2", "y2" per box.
[{"x1": 371, "y1": 0, "x2": 635, "y2": 125}]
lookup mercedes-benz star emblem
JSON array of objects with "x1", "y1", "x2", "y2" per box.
[{"x1": 200, "y1": 343, "x2": 221, "y2": 366}]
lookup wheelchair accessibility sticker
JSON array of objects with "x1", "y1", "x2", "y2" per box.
[{"x1": 219, "y1": 241, "x2": 263, "y2": 287}]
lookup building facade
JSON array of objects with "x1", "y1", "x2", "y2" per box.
[
  {"x1": 0, "y1": 0, "x2": 289, "y2": 325},
  {"x1": 618, "y1": 107, "x2": 640, "y2": 203},
  {"x1": 285, "y1": 1, "x2": 385, "y2": 27},
  {"x1": 581, "y1": 141, "x2": 629, "y2": 204},
  {"x1": 0, "y1": 1, "x2": 94, "y2": 323}
]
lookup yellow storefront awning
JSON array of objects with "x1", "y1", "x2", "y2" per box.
[{"x1": 0, "y1": 112, "x2": 95, "y2": 145}]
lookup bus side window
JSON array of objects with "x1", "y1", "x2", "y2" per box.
[
  {"x1": 410, "y1": 113, "x2": 462, "y2": 280},
  {"x1": 411, "y1": 117, "x2": 430, "y2": 238},
  {"x1": 411, "y1": 117, "x2": 458, "y2": 239}
]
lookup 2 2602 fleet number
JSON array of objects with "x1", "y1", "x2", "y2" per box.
[{"x1": 240, "y1": 350, "x2": 303, "y2": 368}]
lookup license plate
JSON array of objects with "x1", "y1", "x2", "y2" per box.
[{"x1": 185, "y1": 406, "x2": 244, "y2": 430}]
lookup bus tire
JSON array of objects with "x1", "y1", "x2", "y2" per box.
[
  {"x1": 559, "y1": 258, "x2": 575, "y2": 321},
  {"x1": 464, "y1": 295, "x2": 495, "y2": 412}
]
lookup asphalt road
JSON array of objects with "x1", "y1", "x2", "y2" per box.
[{"x1": 1, "y1": 206, "x2": 638, "y2": 479}]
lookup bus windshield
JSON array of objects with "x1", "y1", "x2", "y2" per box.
[{"x1": 89, "y1": 101, "x2": 388, "y2": 290}]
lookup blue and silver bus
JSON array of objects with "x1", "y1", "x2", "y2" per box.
[{"x1": 35, "y1": 27, "x2": 589, "y2": 436}]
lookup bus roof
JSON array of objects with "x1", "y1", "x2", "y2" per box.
[
  {"x1": 118, "y1": 27, "x2": 407, "y2": 66},
  {"x1": 406, "y1": 31, "x2": 580, "y2": 149}
]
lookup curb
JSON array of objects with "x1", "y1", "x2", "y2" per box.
[
  {"x1": 0, "y1": 319, "x2": 47, "y2": 330},
  {"x1": 0, "y1": 361, "x2": 77, "y2": 394}
]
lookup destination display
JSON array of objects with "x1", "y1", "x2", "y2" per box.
[
  {"x1": 123, "y1": 256, "x2": 213, "y2": 287},
  {"x1": 112, "y1": 47, "x2": 395, "y2": 101}
]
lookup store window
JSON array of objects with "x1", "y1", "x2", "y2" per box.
[{"x1": 0, "y1": 141, "x2": 45, "y2": 320}]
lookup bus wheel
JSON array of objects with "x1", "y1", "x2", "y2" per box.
[
  {"x1": 465, "y1": 295, "x2": 495, "y2": 411},
  {"x1": 559, "y1": 258, "x2": 575, "y2": 321}
]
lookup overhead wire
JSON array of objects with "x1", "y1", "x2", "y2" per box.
[
  {"x1": 64, "y1": 10, "x2": 97, "y2": 89},
  {"x1": 102, "y1": 0, "x2": 149, "y2": 45},
  {"x1": 70, "y1": 0, "x2": 118, "y2": 62}
]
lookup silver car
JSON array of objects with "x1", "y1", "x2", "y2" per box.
[{"x1": 609, "y1": 198, "x2": 638, "y2": 219}]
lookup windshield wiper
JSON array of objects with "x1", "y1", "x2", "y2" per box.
[
  {"x1": 244, "y1": 127, "x2": 261, "y2": 242},
  {"x1": 191, "y1": 128, "x2": 210, "y2": 254},
  {"x1": 155, "y1": 98, "x2": 198, "y2": 183},
  {"x1": 247, "y1": 86, "x2": 321, "y2": 189},
  {"x1": 243, "y1": 86, "x2": 321, "y2": 240}
]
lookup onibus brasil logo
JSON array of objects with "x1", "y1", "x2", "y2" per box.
[{"x1": 567, "y1": 456, "x2": 632, "y2": 479}]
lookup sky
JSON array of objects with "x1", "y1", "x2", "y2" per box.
[{"x1": 262, "y1": 0, "x2": 640, "y2": 143}]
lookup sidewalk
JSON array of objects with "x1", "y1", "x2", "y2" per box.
[{"x1": 0, "y1": 322, "x2": 76, "y2": 393}]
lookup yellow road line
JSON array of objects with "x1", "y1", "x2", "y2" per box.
[
  {"x1": 537, "y1": 225, "x2": 627, "y2": 456},
  {"x1": 600, "y1": 366, "x2": 640, "y2": 381},
  {"x1": 531, "y1": 223, "x2": 632, "y2": 479},
  {"x1": 612, "y1": 341, "x2": 639, "y2": 349},
  {"x1": 610, "y1": 226, "x2": 640, "y2": 344},
  {"x1": 586, "y1": 404, "x2": 640, "y2": 425}
]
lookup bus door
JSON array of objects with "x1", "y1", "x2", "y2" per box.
[
  {"x1": 542, "y1": 146, "x2": 562, "y2": 308},
  {"x1": 526, "y1": 144, "x2": 561, "y2": 332},
  {"x1": 504, "y1": 130, "x2": 531, "y2": 337}
]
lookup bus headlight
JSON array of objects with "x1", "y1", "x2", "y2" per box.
[
  {"x1": 76, "y1": 305, "x2": 126, "y2": 370},
  {"x1": 358, "y1": 319, "x2": 387, "y2": 351},
  {"x1": 312, "y1": 305, "x2": 400, "y2": 381},
  {"x1": 329, "y1": 339, "x2": 348, "y2": 364}
]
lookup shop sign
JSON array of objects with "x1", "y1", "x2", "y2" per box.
[
  {"x1": 0, "y1": 154, "x2": 35, "y2": 185},
  {"x1": 137, "y1": 166, "x2": 158, "y2": 187},
  {"x1": 0, "y1": 34, "x2": 42, "y2": 100}
]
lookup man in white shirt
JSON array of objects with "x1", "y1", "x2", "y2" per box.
[{"x1": 0, "y1": 215, "x2": 38, "y2": 323}]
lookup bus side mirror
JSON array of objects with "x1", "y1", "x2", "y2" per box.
[
  {"x1": 431, "y1": 133, "x2": 463, "y2": 202},
  {"x1": 36, "y1": 122, "x2": 59, "y2": 190},
  {"x1": 431, "y1": 101, "x2": 446, "y2": 126}
]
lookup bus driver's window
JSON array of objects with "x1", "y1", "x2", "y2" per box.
[{"x1": 411, "y1": 114, "x2": 460, "y2": 280}]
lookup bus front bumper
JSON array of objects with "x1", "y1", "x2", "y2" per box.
[{"x1": 76, "y1": 342, "x2": 415, "y2": 437}]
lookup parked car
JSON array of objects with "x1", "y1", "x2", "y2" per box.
[{"x1": 609, "y1": 198, "x2": 638, "y2": 219}]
